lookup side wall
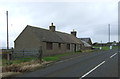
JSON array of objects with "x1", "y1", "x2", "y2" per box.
[
  {"x1": 42, "y1": 42, "x2": 81, "y2": 56},
  {"x1": 14, "y1": 27, "x2": 42, "y2": 50}
]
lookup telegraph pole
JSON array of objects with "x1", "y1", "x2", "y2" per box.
[
  {"x1": 108, "y1": 24, "x2": 110, "y2": 43},
  {"x1": 6, "y1": 11, "x2": 9, "y2": 49}
]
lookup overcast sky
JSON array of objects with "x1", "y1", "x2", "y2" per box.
[{"x1": 0, "y1": 0, "x2": 119, "y2": 48}]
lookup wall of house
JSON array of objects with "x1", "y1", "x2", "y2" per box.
[
  {"x1": 14, "y1": 27, "x2": 42, "y2": 50},
  {"x1": 42, "y1": 42, "x2": 81, "y2": 56}
]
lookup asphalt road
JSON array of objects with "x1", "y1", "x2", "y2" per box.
[{"x1": 16, "y1": 49, "x2": 119, "y2": 78}]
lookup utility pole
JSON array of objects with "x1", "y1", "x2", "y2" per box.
[
  {"x1": 6, "y1": 11, "x2": 9, "y2": 49},
  {"x1": 108, "y1": 24, "x2": 110, "y2": 43}
]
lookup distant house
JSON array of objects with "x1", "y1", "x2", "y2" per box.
[
  {"x1": 14, "y1": 23, "x2": 83, "y2": 56},
  {"x1": 93, "y1": 42, "x2": 107, "y2": 47},
  {"x1": 78, "y1": 38, "x2": 92, "y2": 49},
  {"x1": 79, "y1": 38, "x2": 92, "y2": 45}
]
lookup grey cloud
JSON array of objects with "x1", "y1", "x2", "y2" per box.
[{"x1": 0, "y1": 2, "x2": 118, "y2": 47}]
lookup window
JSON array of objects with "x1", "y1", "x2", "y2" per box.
[
  {"x1": 58, "y1": 43, "x2": 61, "y2": 49},
  {"x1": 46, "y1": 42, "x2": 53, "y2": 50},
  {"x1": 67, "y1": 44, "x2": 70, "y2": 50}
]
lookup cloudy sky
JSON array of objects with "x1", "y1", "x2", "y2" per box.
[{"x1": 0, "y1": 0, "x2": 119, "y2": 48}]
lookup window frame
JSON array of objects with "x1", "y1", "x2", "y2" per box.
[
  {"x1": 67, "y1": 44, "x2": 70, "y2": 50},
  {"x1": 58, "y1": 43, "x2": 61, "y2": 49},
  {"x1": 46, "y1": 42, "x2": 53, "y2": 50}
]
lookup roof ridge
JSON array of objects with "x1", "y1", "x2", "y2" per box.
[
  {"x1": 26, "y1": 25, "x2": 81, "y2": 44},
  {"x1": 27, "y1": 25, "x2": 72, "y2": 35},
  {"x1": 27, "y1": 25, "x2": 50, "y2": 31}
]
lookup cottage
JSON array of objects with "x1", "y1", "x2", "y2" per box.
[
  {"x1": 78, "y1": 38, "x2": 92, "y2": 50},
  {"x1": 79, "y1": 38, "x2": 92, "y2": 45},
  {"x1": 14, "y1": 23, "x2": 83, "y2": 56}
]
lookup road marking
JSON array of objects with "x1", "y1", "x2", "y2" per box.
[
  {"x1": 110, "y1": 53, "x2": 117, "y2": 58},
  {"x1": 80, "y1": 61, "x2": 105, "y2": 79}
]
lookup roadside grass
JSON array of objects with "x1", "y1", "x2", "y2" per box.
[
  {"x1": 42, "y1": 53, "x2": 71, "y2": 61},
  {"x1": 42, "y1": 50, "x2": 93, "y2": 61},
  {"x1": 2, "y1": 49, "x2": 94, "y2": 66},
  {"x1": 2, "y1": 57, "x2": 38, "y2": 66},
  {"x1": 81, "y1": 49, "x2": 94, "y2": 53},
  {"x1": 2, "y1": 53, "x2": 73, "y2": 66},
  {"x1": 42, "y1": 56, "x2": 59, "y2": 61},
  {"x1": 1, "y1": 49, "x2": 97, "y2": 76},
  {"x1": 93, "y1": 46, "x2": 118, "y2": 51},
  {"x1": 0, "y1": 58, "x2": 2, "y2": 66}
]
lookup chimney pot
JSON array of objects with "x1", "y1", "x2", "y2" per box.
[
  {"x1": 49, "y1": 23, "x2": 55, "y2": 32},
  {"x1": 51, "y1": 23, "x2": 54, "y2": 26},
  {"x1": 71, "y1": 29, "x2": 77, "y2": 37}
]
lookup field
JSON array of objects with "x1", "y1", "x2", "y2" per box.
[{"x1": 93, "y1": 45, "x2": 118, "y2": 50}]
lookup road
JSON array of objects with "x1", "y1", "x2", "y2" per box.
[{"x1": 16, "y1": 49, "x2": 118, "y2": 78}]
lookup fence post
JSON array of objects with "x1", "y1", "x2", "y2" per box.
[
  {"x1": 38, "y1": 46, "x2": 43, "y2": 63},
  {"x1": 6, "y1": 49, "x2": 11, "y2": 65},
  {"x1": 11, "y1": 47, "x2": 14, "y2": 60},
  {"x1": 23, "y1": 49, "x2": 24, "y2": 58}
]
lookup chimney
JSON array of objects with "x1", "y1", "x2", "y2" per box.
[
  {"x1": 49, "y1": 23, "x2": 55, "y2": 32},
  {"x1": 71, "y1": 29, "x2": 77, "y2": 37}
]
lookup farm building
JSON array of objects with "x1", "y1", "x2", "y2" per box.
[
  {"x1": 78, "y1": 38, "x2": 92, "y2": 50},
  {"x1": 14, "y1": 23, "x2": 83, "y2": 56},
  {"x1": 79, "y1": 38, "x2": 92, "y2": 46}
]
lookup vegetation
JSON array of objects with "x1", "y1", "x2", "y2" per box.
[
  {"x1": 93, "y1": 45, "x2": 118, "y2": 50},
  {"x1": 2, "y1": 51, "x2": 83, "y2": 66},
  {"x1": 43, "y1": 52, "x2": 74, "y2": 61},
  {"x1": 2, "y1": 57, "x2": 38, "y2": 66},
  {"x1": 42, "y1": 50, "x2": 94, "y2": 61},
  {"x1": 1, "y1": 48, "x2": 103, "y2": 66}
]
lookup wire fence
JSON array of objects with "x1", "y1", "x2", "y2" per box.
[
  {"x1": 1, "y1": 48, "x2": 43, "y2": 65},
  {"x1": 11, "y1": 49, "x2": 42, "y2": 60}
]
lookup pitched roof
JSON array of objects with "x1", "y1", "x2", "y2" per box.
[
  {"x1": 27, "y1": 25, "x2": 81, "y2": 44},
  {"x1": 79, "y1": 38, "x2": 92, "y2": 44},
  {"x1": 79, "y1": 38, "x2": 90, "y2": 42},
  {"x1": 81, "y1": 40, "x2": 92, "y2": 47}
]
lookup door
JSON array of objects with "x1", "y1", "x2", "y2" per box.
[{"x1": 74, "y1": 44, "x2": 76, "y2": 52}]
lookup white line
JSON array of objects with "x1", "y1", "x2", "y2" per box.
[
  {"x1": 80, "y1": 61, "x2": 105, "y2": 79},
  {"x1": 110, "y1": 53, "x2": 117, "y2": 58}
]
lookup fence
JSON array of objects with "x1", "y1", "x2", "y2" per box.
[
  {"x1": 11, "y1": 49, "x2": 42, "y2": 60},
  {"x1": 2, "y1": 48, "x2": 43, "y2": 65}
]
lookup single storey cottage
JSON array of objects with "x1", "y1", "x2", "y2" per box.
[
  {"x1": 79, "y1": 38, "x2": 92, "y2": 45},
  {"x1": 14, "y1": 23, "x2": 83, "y2": 56}
]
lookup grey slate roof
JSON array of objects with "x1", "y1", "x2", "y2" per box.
[
  {"x1": 79, "y1": 38, "x2": 92, "y2": 45},
  {"x1": 81, "y1": 40, "x2": 91, "y2": 47},
  {"x1": 27, "y1": 25, "x2": 81, "y2": 44}
]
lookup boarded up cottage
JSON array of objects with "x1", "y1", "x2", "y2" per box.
[{"x1": 14, "y1": 23, "x2": 82, "y2": 56}]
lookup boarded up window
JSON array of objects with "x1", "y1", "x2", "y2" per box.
[
  {"x1": 46, "y1": 42, "x2": 53, "y2": 50},
  {"x1": 67, "y1": 44, "x2": 70, "y2": 50},
  {"x1": 58, "y1": 43, "x2": 61, "y2": 49}
]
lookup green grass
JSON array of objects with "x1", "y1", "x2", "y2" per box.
[
  {"x1": 93, "y1": 46, "x2": 118, "y2": 50},
  {"x1": 42, "y1": 53, "x2": 68, "y2": 61},
  {"x1": 42, "y1": 51, "x2": 83, "y2": 61},
  {"x1": 43, "y1": 56, "x2": 59, "y2": 61},
  {"x1": 1, "y1": 50, "x2": 93, "y2": 66},
  {"x1": 2, "y1": 54, "x2": 69, "y2": 66},
  {"x1": 2, "y1": 57, "x2": 38, "y2": 66}
]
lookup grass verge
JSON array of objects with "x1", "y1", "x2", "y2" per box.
[{"x1": 93, "y1": 46, "x2": 118, "y2": 51}]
